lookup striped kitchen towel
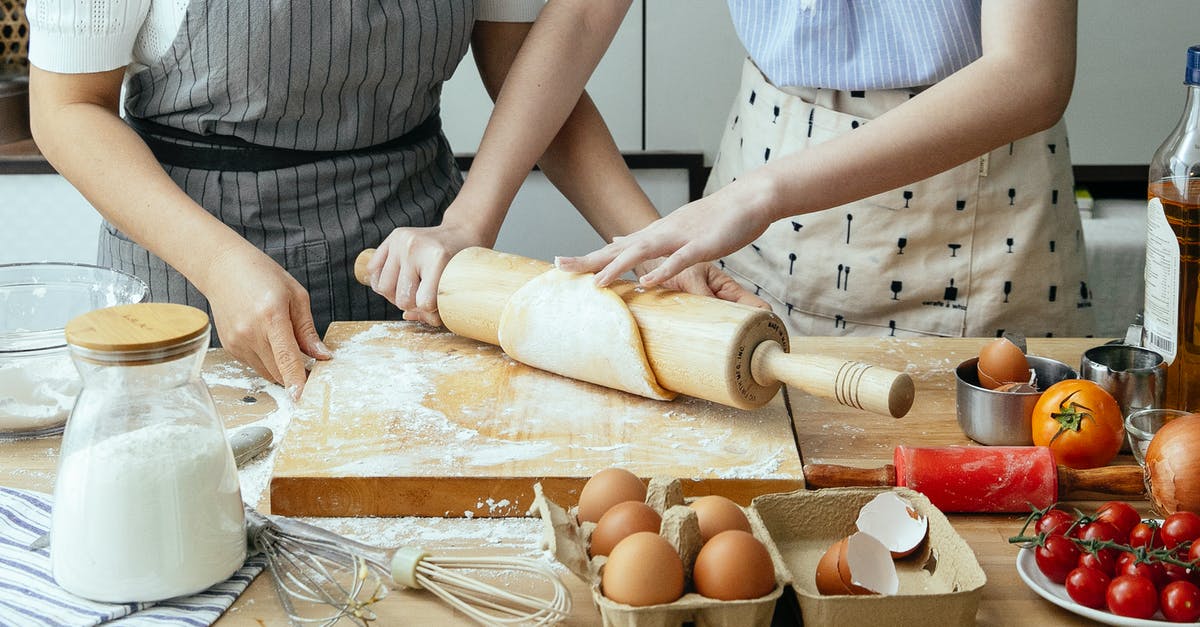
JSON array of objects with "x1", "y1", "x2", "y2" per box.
[{"x1": 0, "y1": 486, "x2": 266, "y2": 626}]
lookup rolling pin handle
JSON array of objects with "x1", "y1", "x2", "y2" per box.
[
  {"x1": 1057, "y1": 464, "x2": 1146, "y2": 500},
  {"x1": 802, "y1": 463, "x2": 897, "y2": 489},
  {"x1": 354, "y1": 249, "x2": 377, "y2": 287},
  {"x1": 750, "y1": 340, "x2": 915, "y2": 418}
]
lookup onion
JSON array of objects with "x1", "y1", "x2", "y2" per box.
[{"x1": 1145, "y1": 414, "x2": 1200, "y2": 514}]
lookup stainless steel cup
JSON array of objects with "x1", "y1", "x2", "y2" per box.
[
  {"x1": 1080, "y1": 344, "x2": 1167, "y2": 418},
  {"x1": 956, "y1": 356, "x2": 1077, "y2": 445}
]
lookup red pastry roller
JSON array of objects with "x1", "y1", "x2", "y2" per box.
[{"x1": 802, "y1": 446, "x2": 1146, "y2": 513}]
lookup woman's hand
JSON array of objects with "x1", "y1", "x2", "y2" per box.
[
  {"x1": 640, "y1": 260, "x2": 771, "y2": 310},
  {"x1": 204, "y1": 247, "x2": 331, "y2": 400},
  {"x1": 558, "y1": 178, "x2": 777, "y2": 289},
  {"x1": 366, "y1": 220, "x2": 492, "y2": 327}
]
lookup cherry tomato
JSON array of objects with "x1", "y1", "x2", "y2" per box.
[
  {"x1": 1162, "y1": 512, "x2": 1200, "y2": 550},
  {"x1": 1164, "y1": 561, "x2": 1193, "y2": 585},
  {"x1": 1107, "y1": 574, "x2": 1160, "y2": 619},
  {"x1": 1079, "y1": 520, "x2": 1124, "y2": 544},
  {"x1": 1031, "y1": 380, "x2": 1124, "y2": 469},
  {"x1": 1118, "y1": 552, "x2": 1167, "y2": 589},
  {"x1": 1066, "y1": 566, "x2": 1110, "y2": 609},
  {"x1": 1095, "y1": 501, "x2": 1141, "y2": 541},
  {"x1": 1079, "y1": 549, "x2": 1118, "y2": 578},
  {"x1": 1162, "y1": 580, "x2": 1200, "y2": 622},
  {"x1": 1036, "y1": 534, "x2": 1082, "y2": 584},
  {"x1": 1036, "y1": 508, "x2": 1077, "y2": 537},
  {"x1": 1130, "y1": 520, "x2": 1163, "y2": 551}
]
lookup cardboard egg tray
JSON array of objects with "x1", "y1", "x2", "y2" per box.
[{"x1": 531, "y1": 482, "x2": 987, "y2": 627}]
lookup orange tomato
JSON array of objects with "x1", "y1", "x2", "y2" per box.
[{"x1": 1031, "y1": 379, "x2": 1124, "y2": 469}]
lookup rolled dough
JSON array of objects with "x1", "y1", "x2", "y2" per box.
[{"x1": 497, "y1": 269, "x2": 675, "y2": 401}]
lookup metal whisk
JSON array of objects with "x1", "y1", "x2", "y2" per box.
[{"x1": 245, "y1": 508, "x2": 572, "y2": 626}]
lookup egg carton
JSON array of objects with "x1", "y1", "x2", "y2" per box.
[
  {"x1": 531, "y1": 483, "x2": 987, "y2": 627},
  {"x1": 531, "y1": 478, "x2": 783, "y2": 627}
]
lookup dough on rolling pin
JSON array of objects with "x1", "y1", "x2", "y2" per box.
[{"x1": 498, "y1": 269, "x2": 675, "y2": 400}]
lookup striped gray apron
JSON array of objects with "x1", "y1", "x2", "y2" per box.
[{"x1": 98, "y1": 0, "x2": 475, "y2": 340}]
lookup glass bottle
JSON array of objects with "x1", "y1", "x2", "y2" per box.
[
  {"x1": 51, "y1": 303, "x2": 245, "y2": 602},
  {"x1": 1145, "y1": 45, "x2": 1200, "y2": 411}
]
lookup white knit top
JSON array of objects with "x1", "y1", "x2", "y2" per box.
[{"x1": 28, "y1": 0, "x2": 545, "y2": 74}]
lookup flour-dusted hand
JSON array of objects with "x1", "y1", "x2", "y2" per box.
[
  {"x1": 204, "y1": 246, "x2": 331, "y2": 399},
  {"x1": 367, "y1": 219, "x2": 493, "y2": 327},
  {"x1": 558, "y1": 178, "x2": 777, "y2": 289},
  {"x1": 643, "y1": 261, "x2": 771, "y2": 310}
]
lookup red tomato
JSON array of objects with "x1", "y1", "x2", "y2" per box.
[
  {"x1": 1036, "y1": 535, "x2": 1082, "y2": 584},
  {"x1": 1079, "y1": 549, "x2": 1118, "y2": 578},
  {"x1": 1079, "y1": 520, "x2": 1124, "y2": 544},
  {"x1": 1066, "y1": 566, "x2": 1110, "y2": 609},
  {"x1": 1189, "y1": 540, "x2": 1200, "y2": 564},
  {"x1": 1163, "y1": 561, "x2": 1193, "y2": 585},
  {"x1": 1118, "y1": 553, "x2": 1167, "y2": 589},
  {"x1": 1031, "y1": 380, "x2": 1124, "y2": 469},
  {"x1": 1162, "y1": 580, "x2": 1200, "y2": 622},
  {"x1": 1130, "y1": 520, "x2": 1163, "y2": 550},
  {"x1": 1107, "y1": 574, "x2": 1160, "y2": 619},
  {"x1": 1036, "y1": 508, "x2": 1077, "y2": 537},
  {"x1": 1095, "y1": 501, "x2": 1141, "y2": 541},
  {"x1": 1162, "y1": 512, "x2": 1200, "y2": 550}
]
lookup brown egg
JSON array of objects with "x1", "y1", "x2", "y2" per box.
[
  {"x1": 600, "y1": 531, "x2": 685, "y2": 607},
  {"x1": 977, "y1": 337, "x2": 1029, "y2": 389},
  {"x1": 688, "y1": 495, "x2": 752, "y2": 543},
  {"x1": 577, "y1": 468, "x2": 647, "y2": 523},
  {"x1": 589, "y1": 501, "x2": 662, "y2": 557},
  {"x1": 693, "y1": 530, "x2": 777, "y2": 601}
]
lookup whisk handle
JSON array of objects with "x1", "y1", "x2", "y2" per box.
[{"x1": 391, "y1": 547, "x2": 429, "y2": 589}]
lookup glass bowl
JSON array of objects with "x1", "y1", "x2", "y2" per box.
[{"x1": 0, "y1": 263, "x2": 147, "y2": 439}]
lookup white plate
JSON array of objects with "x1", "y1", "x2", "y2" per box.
[{"x1": 1015, "y1": 548, "x2": 1172, "y2": 625}]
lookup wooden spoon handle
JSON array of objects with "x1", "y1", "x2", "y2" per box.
[{"x1": 750, "y1": 341, "x2": 915, "y2": 418}]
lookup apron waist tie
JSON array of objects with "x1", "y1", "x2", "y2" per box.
[{"x1": 125, "y1": 112, "x2": 442, "y2": 172}]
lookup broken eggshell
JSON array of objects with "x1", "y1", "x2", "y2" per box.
[
  {"x1": 815, "y1": 532, "x2": 899, "y2": 596},
  {"x1": 976, "y1": 337, "x2": 1031, "y2": 390},
  {"x1": 854, "y1": 492, "x2": 929, "y2": 559}
]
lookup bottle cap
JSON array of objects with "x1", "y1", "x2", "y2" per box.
[
  {"x1": 1187, "y1": 45, "x2": 1200, "y2": 86},
  {"x1": 66, "y1": 303, "x2": 209, "y2": 356}
]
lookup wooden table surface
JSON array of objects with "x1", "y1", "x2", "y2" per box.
[{"x1": 0, "y1": 335, "x2": 1131, "y2": 625}]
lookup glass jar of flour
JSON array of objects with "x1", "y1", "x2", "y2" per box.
[{"x1": 51, "y1": 303, "x2": 245, "y2": 602}]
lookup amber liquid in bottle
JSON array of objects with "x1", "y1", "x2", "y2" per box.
[{"x1": 1149, "y1": 178, "x2": 1200, "y2": 410}]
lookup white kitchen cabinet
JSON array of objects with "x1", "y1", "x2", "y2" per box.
[{"x1": 0, "y1": 170, "x2": 690, "y2": 266}]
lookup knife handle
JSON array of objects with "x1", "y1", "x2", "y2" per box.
[
  {"x1": 802, "y1": 463, "x2": 897, "y2": 489},
  {"x1": 1057, "y1": 464, "x2": 1145, "y2": 499}
]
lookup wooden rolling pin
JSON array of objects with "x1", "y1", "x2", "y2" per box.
[
  {"x1": 354, "y1": 247, "x2": 914, "y2": 417},
  {"x1": 804, "y1": 445, "x2": 1146, "y2": 513}
]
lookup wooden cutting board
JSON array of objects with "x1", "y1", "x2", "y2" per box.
[{"x1": 269, "y1": 321, "x2": 805, "y2": 517}]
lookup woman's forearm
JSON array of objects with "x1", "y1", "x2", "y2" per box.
[
  {"x1": 454, "y1": 1, "x2": 644, "y2": 242},
  {"x1": 30, "y1": 67, "x2": 252, "y2": 293},
  {"x1": 740, "y1": 0, "x2": 1077, "y2": 223}
]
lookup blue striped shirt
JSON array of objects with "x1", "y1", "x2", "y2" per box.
[{"x1": 728, "y1": 0, "x2": 983, "y2": 90}]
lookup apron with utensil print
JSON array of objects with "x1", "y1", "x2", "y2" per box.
[
  {"x1": 99, "y1": 0, "x2": 475, "y2": 339},
  {"x1": 711, "y1": 59, "x2": 1095, "y2": 339}
]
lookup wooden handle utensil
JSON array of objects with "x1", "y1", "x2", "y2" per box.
[
  {"x1": 803, "y1": 445, "x2": 1145, "y2": 512},
  {"x1": 355, "y1": 247, "x2": 914, "y2": 417}
]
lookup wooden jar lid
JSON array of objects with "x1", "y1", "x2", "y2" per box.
[{"x1": 65, "y1": 303, "x2": 209, "y2": 353}]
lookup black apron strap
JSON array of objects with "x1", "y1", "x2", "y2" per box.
[{"x1": 125, "y1": 113, "x2": 442, "y2": 172}]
